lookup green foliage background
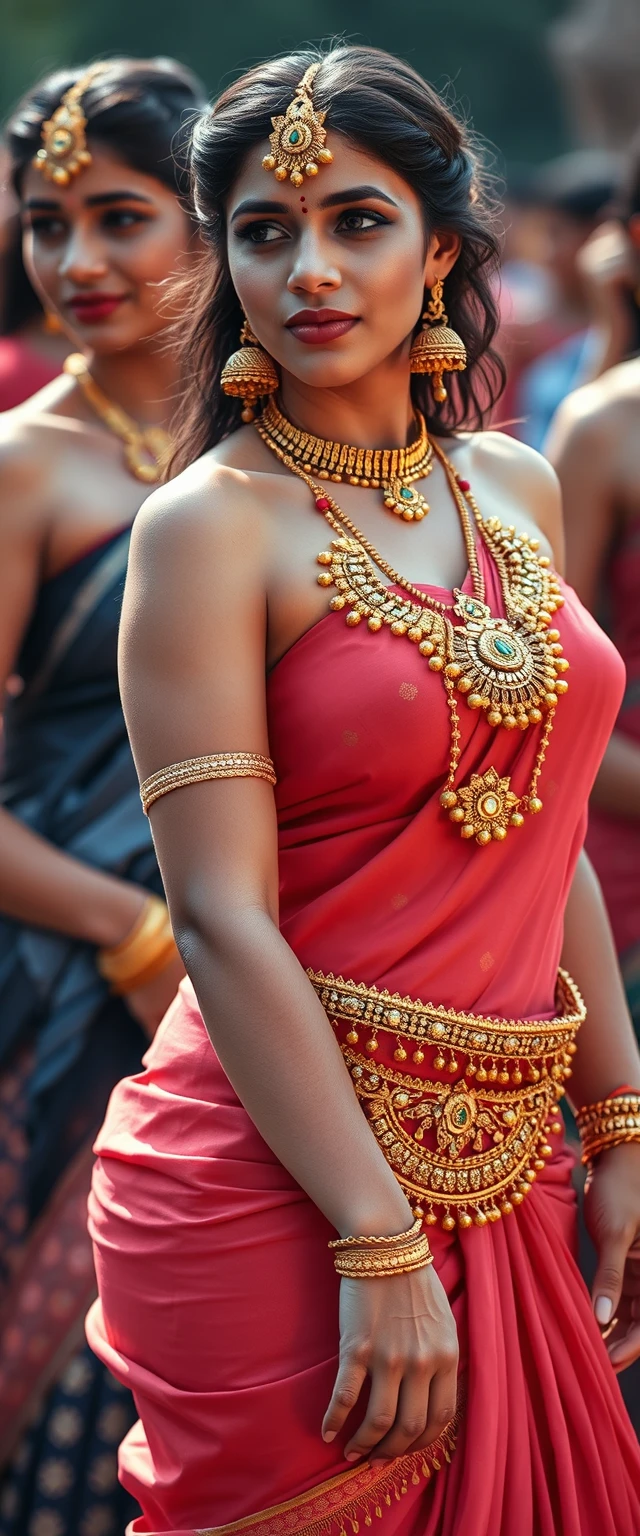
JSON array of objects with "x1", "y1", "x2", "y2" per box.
[{"x1": 1, "y1": 0, "x2": 570, "y2": 167}]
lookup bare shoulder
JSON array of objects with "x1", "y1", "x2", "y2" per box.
[
  {"x1": 547, "y1": 358, "x2": 640, "y2": 460},
  {"x1": 461, "y1": 429, "x2": 563, "y2": 559},
  {"x1": 0, "y1": 410, "x2": 55, "y2": 533},
  {"x1": 129, "y1": 450, "x2": 272, "y2": 594}
]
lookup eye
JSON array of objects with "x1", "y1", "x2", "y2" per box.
[
  {"x1": 336, "y1": 209, "x2": 391, "y2": 234},
  {"x1": 27, "y1": 216, "x2": 66, "y2": 239},
  {"x1": 235, "y1": 221, "x2": 289, "y2": 245},
  {"x1": 102, "y1": 209, "x2": 152, "y2": 232}
]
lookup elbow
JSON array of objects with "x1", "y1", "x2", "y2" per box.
[{"x1": 168, "y1": 886, "x2": 277, "y2": 976}]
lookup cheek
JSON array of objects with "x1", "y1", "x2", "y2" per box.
[{"x1": 115, "y1": 222, "x2": 193, "y2": 294}]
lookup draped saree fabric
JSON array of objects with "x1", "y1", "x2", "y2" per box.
[
  {"x1": 0, "y1": 528, "x2": 156, "y2": 1530},
  {"x1": 87, "y1": 542, "x2": 640, "y2": 1535}
]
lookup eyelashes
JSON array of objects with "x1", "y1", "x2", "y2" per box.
[{"x1": 234, "y1": 208, "x2": 393, "y2": 245}]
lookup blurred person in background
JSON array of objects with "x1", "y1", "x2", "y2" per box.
[
  {"x1": 0, "y1": 57, "x2": 204, "y2": 1536},
  {"x1": 0, "y1": 204, "x2": 68, "y2": 409},
  {"x1": 510, "y1": 149, "x2": 619, "y2": 449},
  {"x1": 548, "y1": 129, "x2": 640, "y2": 1036}
]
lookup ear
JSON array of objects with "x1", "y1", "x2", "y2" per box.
[{"x1": 423, "y1": 228, "x2": 462, "y2": 287}]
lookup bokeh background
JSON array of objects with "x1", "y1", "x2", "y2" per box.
[{"x1": 2, "y1": 0, "x2": 638, "y2": 171}]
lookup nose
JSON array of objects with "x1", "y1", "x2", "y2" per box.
[
  {"x1": 58, "y1": 221, "x2": 110, "y2": 285},
  {"x1": 286, "y1": 226, "x2": 341, "y2": 297}
]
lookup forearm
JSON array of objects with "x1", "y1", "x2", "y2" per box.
[
  {"x1": 177, "y1": 905, "x2": 413, "y2": 1238},
  {"x1": 590, "y1": 731, "x2": 640, "y2": 820},
  {"x1": 0, "y1": 804, "x2": 146, "y2": 946},
  {"x1": 561, "y1": 850, "x2": 640, "y2": 1106}
]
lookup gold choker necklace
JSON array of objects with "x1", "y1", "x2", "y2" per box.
[
  {"x1": 258, "y1": 398, "x2": 433, "y2": 520},
  {"x1": 63, "y1": 353, "x2": 172, "y2": 485},
  {"x1": 255, "y1": 405, "x2": 568, "y2": 849}
]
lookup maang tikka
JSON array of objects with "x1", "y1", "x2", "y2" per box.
[
  {"x1": 33, "y1": 65, "x2": 105, "y2": 186},
  {"x1": 262, "y1": 62, "x2": 333, "y2": 188}
]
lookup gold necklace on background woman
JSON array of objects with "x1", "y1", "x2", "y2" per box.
[{"x1": 63, "y1": 352, "x2": 172, "y2": 484}]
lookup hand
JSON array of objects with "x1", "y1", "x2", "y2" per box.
[
  {"x1": 585, "y1": 1141, "x2": 640, "y2": 1372},
  {"x1": 322, "y1": 1263, "x2": 458, "y2": 1465},
  {"x1": 124, "y1": 950, "x2": 185, "y2": 1039}
]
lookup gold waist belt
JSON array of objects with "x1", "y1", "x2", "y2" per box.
[{"x1": 308, "y1": 967, "x2": 585, "y2": 1230}]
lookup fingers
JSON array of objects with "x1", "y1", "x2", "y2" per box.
[
  {"x1": 592, "y1": 1223, "x2": 634, "y2": 1331},
  {"x1": 609, "y1": 1320, "x2": 640, "y2": 1374},
  {"x1": 420, "y1": 1358, "x2": 459, "y2": 1447},
  {"x1": 351, "y1": 1364, "x2": 429, "y2": 1462},
  {"x1": 343, "y1": 1363, "x2": 402, "y2": 1462},
  {"x1": 322, "y1": 1352, "x2": 367, "y2": 1445}
]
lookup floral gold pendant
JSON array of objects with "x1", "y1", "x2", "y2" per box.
[
  {"x1": 447, "y1": 766, "x2": 523, "y2": 846},
  {"x1": 446, "y1": 592, "x2": 566, "y2": 731},
  {"x1": 383, "y1": 479, "x2": 430, "y2": 521}
]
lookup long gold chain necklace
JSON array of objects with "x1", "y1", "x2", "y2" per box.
[
  {"x1": 63, "y1": 353, "x2": 172, "y2": 485},
  {"x1": 259, "y1": 396, "x2": 434, "y2": 520},
  {"x1": 256, "y1": 410, "x2": 569, "y2": 848}
]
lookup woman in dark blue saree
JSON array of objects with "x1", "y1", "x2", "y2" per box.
[{"x1": 0, "y1": 58, "x2": 204, "y2": 1535}]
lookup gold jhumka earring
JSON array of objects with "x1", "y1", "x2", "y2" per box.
[
  {"x1": 410, "y1": 278, "x2": 467, "y2": 403},
  {"x1": 32, "y1": 66, "x2": 105, "y2": 186},
  {"x1": 220, "y1": 318, "x2": 279, "y2": 423},
  {"x1": 262, "y1": 62, "x2": 333, "y2": 187}
]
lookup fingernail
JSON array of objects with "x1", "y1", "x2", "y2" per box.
[
  {"x1": 345, "y1": 1452, "x2": 360, "y2": 1462},
  {"x1": 595, "y1": 1296, "x2": 613, "y2": 1326},
  {"x1": 322, "y1": 1430, "x2": 336, "y2": 1443},
  {"x1": 371, "y1": 1457, "x2": 390, "y2": 1469}
]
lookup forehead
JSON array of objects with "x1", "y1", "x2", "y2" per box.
[
  {"x1": 21, "y1": 142, "x2": 170, "y2": 208},
  {"x1": 227, "y1": 135, "x2": 422, "y2": 215}
]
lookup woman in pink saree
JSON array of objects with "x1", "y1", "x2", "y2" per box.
[{"x1": 87, "y1": 46, "x2": 640, "y2": 1536}]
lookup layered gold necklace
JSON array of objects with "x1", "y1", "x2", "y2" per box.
[
  {"x1": 256, "y1": 405, "x2": 568, "y2": 848},
  {"x1": 259, "y1": 397, "x2": 434, "y2": 520},
  {"x1": 63, "y1": 353, "x2": 172, "y2": 485}
]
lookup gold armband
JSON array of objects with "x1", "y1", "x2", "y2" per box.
[
  {"x1": 140, "y1": 752, "x2": 276, "y2": 815},
  {"x1": 328, "y1": 1216, "x2": 433, "y2": 1278},
  {"x1": 97, "y1": 894, "x2": 177, "y2": 994},
  {"x1": 576, "y1": 1091, "x2": 640, "y2": 1165}
]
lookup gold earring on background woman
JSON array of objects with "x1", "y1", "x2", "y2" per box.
[
  {"x1": 410, "y1": 277, "x2": 467, "y2": 402},
  {"x1": 63, "y1": 353, "x2": 172, "y2": 484},
  {"x1": 220, "y1": 318, "x2": 280, "y2": 423}
]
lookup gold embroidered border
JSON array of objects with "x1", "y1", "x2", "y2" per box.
[
  {"x1": 196, "y1": 1413, "x2": 459, "y2": 1536},
  {"x1": 307, "y1": 968, "x2": 585, "y2": 1062}
]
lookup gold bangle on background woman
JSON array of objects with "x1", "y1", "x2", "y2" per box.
[
  {"x1": 576, "y1": 1092, "x2": 640, "y2": 1165},
  {"x1": 97, "y1": 894, "x2": 177, "y2": 994},
  {"x1": 329, "y1": 1217, "x2": 433, "y2": 1278},
  {"x1": 140, "y1": 752, "x2": 277, "y2": 815}
]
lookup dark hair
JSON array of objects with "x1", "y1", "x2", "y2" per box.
[
  {"x1": 0, "y1": 215, "x2": 44, "y2": 334},
  {"x1": 170, "y1": 44, "x2": 505, "y2": 474},
  {"x1": 5, "y1": 56, "x2": 207, "y2": 203},
  {"x1": 531, "y1": 149, "x2": 619, "y2": 223}
]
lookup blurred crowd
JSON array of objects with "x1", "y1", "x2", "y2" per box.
[{"x1": 0, "y1": 47, "x2": 639, "y2": 1536}]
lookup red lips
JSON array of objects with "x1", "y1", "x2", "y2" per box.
[
  {"x1": 67, "y1": 293, "x2": 127, "y2": 324},
  {"x1": 285, "y1": 309, "x2": 358, "y2": 345}
]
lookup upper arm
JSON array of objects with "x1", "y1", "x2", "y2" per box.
[
  {"x1": 119, "y1": 461, "x2": 278, "y2": 929},
  {"x1": 545, "y1": 390, "x2": 613, "y2": 611},
  {"x1": 0, "y1": 425, "x2": 49, "y2": 694}
]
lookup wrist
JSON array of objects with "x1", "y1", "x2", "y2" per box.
[
  {"x1": 88, "y1": 881, "x2": 148, "y2": 949},
  {"x1": 334, "y1": 1194, "x2": 415, "y2": 1241}
]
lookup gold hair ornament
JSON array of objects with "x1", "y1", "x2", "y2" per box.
[
  {"x1": 262, "y1": 63, "x2": 333, "y2": 188},
  {"x1": 220, "y1": 319, "x2": 279, "y2": 423},
  {"x1": 410, "y1": 278, "x2": 467, "y2": 403},
  {"x1": 33, "y1": 66, "x2": 105, "y2": 186}
]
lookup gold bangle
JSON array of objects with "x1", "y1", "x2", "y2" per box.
[
  {"x1": 328, "y1": 1217, "x2": 433, "y2": 1278},
  {"x1": 576, "y1": 1093, "x2": 640, "y2": 1165},
  {"x1": 140, "y1": 752, "x2": 276, "y2": 814},
  {"x1": 97, "y1": 894, "x2": 177, "y2": 994}
]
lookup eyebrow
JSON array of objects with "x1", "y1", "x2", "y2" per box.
[
  {"x1": 230, "y1": 185, "x2": 398, "y2": 221},
  {"x1": 24, "y1": 190, "x2": 155, "y2": 211}
]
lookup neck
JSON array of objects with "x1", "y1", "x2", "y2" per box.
[
  {"x1": 88, "y1": 336, "x2": 178, "y2": 430},
  {"x1": 279, "y1": 352, "x2": 417, "y2": 448}
]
